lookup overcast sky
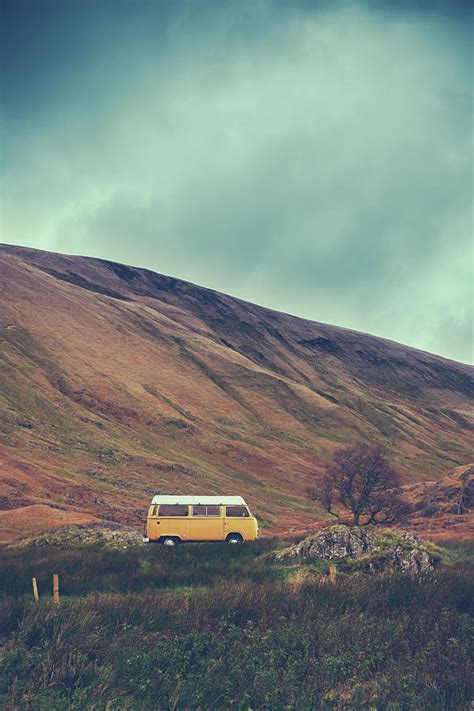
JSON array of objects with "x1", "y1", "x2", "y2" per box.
[{"x1": 1, "y1": 0, "x2": 472, "y2": 363}]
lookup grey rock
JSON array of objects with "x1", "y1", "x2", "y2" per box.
[
  {"x1": 275, "y1": 524, "x2": 375, "y2": 560},
  {"x1": 275, "y1": 524, "x2": 435, "y2": 575},
  {"x1": 390, "y1": 544, "x2": 434, "y2": 573}
]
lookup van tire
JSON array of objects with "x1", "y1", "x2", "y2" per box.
[
  {"x1": 226, "y1": 534, "x2": 243, "y2": 544},
  {"x1": 160, "y1": 537, "x2": 180, "y2": 546}
]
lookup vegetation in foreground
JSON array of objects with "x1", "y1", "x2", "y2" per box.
[{"x1": 0, "y1": 539, "x2": 472, "y2": 710}]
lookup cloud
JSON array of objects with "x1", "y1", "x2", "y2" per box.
[{"x1": 1, "y1": 0, "x2": 472, "y2": 362}]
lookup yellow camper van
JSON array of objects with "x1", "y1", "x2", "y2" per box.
[{"x1": 143, "y1": 495, "x2": 259, "y2": 545}]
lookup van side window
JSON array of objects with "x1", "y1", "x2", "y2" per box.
[
  {"x1": 158, "y1": 504, "x2": 189, "y2": 517},
  {"x1": 192, "y1": 505, "x2": 221, "y2": 516},
  {"x1": 226, "y1": 505, "x2": 249, "y2": 517}
]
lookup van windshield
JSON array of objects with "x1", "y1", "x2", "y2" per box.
[
  {"x1": 158, "y1": 504, "x2": 189, "y2": 517},
  {"x1": 226, "y1": 505, "x2": 250, "y2": 517}
]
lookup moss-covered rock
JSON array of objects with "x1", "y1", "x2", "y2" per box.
[
  {"x1": 17, "y1": 524, "x2": 143, "y2": 549},
  {"x1": 275, "y1": 525, "x2": 436, "y2": 574},
  {"x1": 276, "y1": 524, "x2": 375, "y2": 561}
]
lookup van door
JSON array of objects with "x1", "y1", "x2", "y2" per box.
[
  {"x1": 156, "y1": 504, "x2": 191, "y2": 541},
  {"x1": 190, "y1": 505, "x2": 224, "y2": 541},
  {"x1": 224, "y1": 505, "x2": 252, "y2": 540}
]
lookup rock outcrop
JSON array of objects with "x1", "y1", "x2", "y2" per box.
[
  {"x1": 276, "y1": 524, "x2": 376, "y2": 560},
  {"x1": 388, "y1": 533, "x2": 434, "y2": 574},
  {"x1": 275, "y1": 524, "x2": 436, "y2": 574},
  {"x1": 407, "y1": 464, "x2": 474, "y2": 518},
  {"x1": 18, "y1": 524, "x2": 143, "y2": 549}
]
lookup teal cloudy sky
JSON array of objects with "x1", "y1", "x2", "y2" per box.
[{"x1": 1, "y1": 0, "x2": 472, "y2": 363}]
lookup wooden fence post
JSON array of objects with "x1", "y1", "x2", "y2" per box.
[
  {"x1": 329, "y1": 564, "x2": 337, "y2": 584},
  {"x1": 32, "y1": 577, "x2": 39, "y2": 602},
  {"x1": 53, "y1": 573, "x2": 59, "y2": 603}
]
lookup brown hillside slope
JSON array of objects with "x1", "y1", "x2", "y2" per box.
[
  {"x1": 0, "y1": 244, "x2": 472, "y2": 541},
  {"x1": 403, "y1": 464, "x2": 474, "y2": 540}
]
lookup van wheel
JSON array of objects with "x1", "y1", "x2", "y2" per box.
[
  {"x1": 226, "y1": 534, "x2": 243, "y2": 544},
  {"x1": 161, "y1": 537, "x2": 179, "y2": 546}
]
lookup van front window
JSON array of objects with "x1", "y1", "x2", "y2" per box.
[{"x1": 226, "y1": 505, "x2": 250, "y2": 517}]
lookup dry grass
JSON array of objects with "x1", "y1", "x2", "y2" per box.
[
  {"x1": 0, "y1": 539, "x2": 472, "y2": 709},
  {"x1": 1, "y1": 244, "x2": 473, "y2": 543}
]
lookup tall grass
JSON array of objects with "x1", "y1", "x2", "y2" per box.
[
  {"x1": 0, "y1": 542, "x2": 472, "y2": 710},
  {"x1": 0, "y1": 540, "x2": 277, "y2": 597}
]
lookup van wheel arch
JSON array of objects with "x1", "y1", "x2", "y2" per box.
[
  {"x1": 226, "y1": 533, "x2": 244, "y2": 544},
  {"x1": 159, "y1": 536, "x2": 181, "y2": 546}
]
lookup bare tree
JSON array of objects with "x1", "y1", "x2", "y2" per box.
[
  {"x1": 366, "y1": 490, "x2": 411, "y2": 525},
  {"x1": 320, "y1": 442, "x2": 404, "y2": 526}
]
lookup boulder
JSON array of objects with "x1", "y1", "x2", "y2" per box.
[
  {"x1": 390, "y1": 543, "x2": 434, "y2": 574},
  {"x1": 275, "y1": 525, "x2": 435, "y2": 574},
  {"x1": 276, "y1": 524, "x2": 375, "y2": 560}
]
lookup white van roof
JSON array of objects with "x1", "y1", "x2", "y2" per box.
[{"x1": 151, "y1": 495, "x2": 247, "y2": 506}]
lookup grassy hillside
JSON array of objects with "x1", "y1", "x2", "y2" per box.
[
  {"x1": 0, "y1": 539, "x2": 472, "y2": 709},
  {"x1": 0, "y1": 244, "x2": 473, "y2": 541}
]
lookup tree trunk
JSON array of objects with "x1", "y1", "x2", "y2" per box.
[{"x1": 353, "y1": 512, "x2": 360, "y2": 526}]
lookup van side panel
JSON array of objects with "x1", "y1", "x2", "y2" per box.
[
  {"x1": 224, "y1": 516, "x2": 257, "y2": 541},
  {"x1": 157, "y1": 516, "x2": 190, "y2": 541},
  {"x1": 147, "y1": 508, "x2": 191, "y2": 541},
  {"x1": 189, "y1": 513, "x2": 224, "y2": 541},
  {"x1": 146, "y1": 506, "x2": 155, "y2": 540}
]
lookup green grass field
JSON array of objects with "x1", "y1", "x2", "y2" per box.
[{"x1": 0, "y1": 540, "x2": 472, "y2": 710}]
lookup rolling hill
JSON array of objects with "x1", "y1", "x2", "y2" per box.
[{"x1": 0, "y1": 244, "x2": 472, "y2": 542}]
